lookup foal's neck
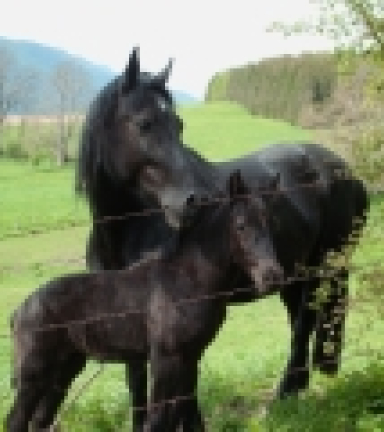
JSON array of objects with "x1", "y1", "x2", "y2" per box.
[{"x1": 167, "y1": 218, "x2": 231, "y2": 291}]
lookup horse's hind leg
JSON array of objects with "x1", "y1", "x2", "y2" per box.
[
  {"x1": 29, "y1": 352, "x2": 86, "y2": 431},
  {"x1": 278, "y1": 279, "x2": 320, "y2": 398},
  {"x1": 127, "y1": 355, "x2": 148, "y2": 432},
  {"x1": 313, "y1": 268, "x2": 349, "y2": 375}
]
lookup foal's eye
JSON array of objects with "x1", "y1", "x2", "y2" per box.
[
  {"x1": 237, "y1": 224, "x2": 246, "y2": 232},
  {"x1": 236, "y1": 217, "x2": 246, "y2": 231}
]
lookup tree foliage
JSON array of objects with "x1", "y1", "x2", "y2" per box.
[
  {"x1": 51, "y1": 60, "x2": 91, "y2": 166},
  {"x1": 275, "y1": 0, "x2": 384, "y2": 306},
  {"x1": 206, "y1": 53, "x2": 337, "y2": 125}
]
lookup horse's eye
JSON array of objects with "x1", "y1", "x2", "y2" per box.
[{"x1": 140, "y1": 119, "x2": 153, "y2": 133}]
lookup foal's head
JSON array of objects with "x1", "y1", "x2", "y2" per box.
[{"x1": 180, "y1": 171, "x2": 284, "y2": 295}]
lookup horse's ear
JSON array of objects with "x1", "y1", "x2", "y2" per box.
[
  {"x1": 121, "y1": 47, "x2": 140, "y2": 94},
  {"x1": 228, "y1": 170, "x2": 247, "y2": 199},
  {"x1": 152, "y1": 58, "x2": 173, "y2": 88}
]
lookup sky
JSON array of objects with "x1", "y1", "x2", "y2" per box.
[{"x1": 0, "y1": 0, "x2": 333, "y2": 99}]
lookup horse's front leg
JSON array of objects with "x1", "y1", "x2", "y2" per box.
[
  {"x1": 278, "y1": 279, "x2": 319, "y2": 398},
  {"x1": 127, "y1": 356, "x2": 148, "y2": 432}
]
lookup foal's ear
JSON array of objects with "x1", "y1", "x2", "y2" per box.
[
  {"x1": 269, "y1": 172, "x2": 281, "y2": 191},
  {"x1": 228, "y1": 170, "x2": 247, "y2": 199},
  {"x1": 152, "y1": 58, "x2": 174, "y2": 88},
  {"x1": 185, "y1": 194, "x2": 196, "y2": 206},
  {"x1": 180, "y1": 194, "x2": 196, "y2": 228},
  {"x1": 121, "y1": 47, "x2": 140, "y2": 94}
]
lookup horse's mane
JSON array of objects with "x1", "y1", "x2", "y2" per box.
[
  {"x1": 75, "y1": 78, "x2": 119, "y2": 200},
  {"x1": 182, "y1": 145, "x2": 220, "y2": 193}
]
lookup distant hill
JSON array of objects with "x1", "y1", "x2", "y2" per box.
[
  {"x1": 172, "y1": 90, "x2": 197, "y2": 104},
  {"x1": 0, "y1": 36, "x2": 196, "y2": 112}
]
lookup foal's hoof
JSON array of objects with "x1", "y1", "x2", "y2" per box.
[
  {"x1": 314, "y1": 357, "x2": 340, "y2": 375},
  {"x1": 29, "y1": 422, "x2": 61, "y2": 432}
]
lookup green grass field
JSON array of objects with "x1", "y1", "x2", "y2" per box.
[{"x1": 1, "y1": 102, "x2": 383, "y2": 431}]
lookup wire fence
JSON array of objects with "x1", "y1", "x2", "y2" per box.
[{"x1": 1, "y1": 166, "x2": 384, "y2": 430}]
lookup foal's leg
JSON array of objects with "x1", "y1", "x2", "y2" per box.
[
  {"x1": 127, "y1": 355, "x2": 148, "y2": 432},
  {"x1": 313, "y1": 268, "x2": 349, "y2": 375},
  {"x1": 278, "y1": 279, "x2": 320, "y2": 398},
  {"x1": 5, "y1": 379, "x2": 46, "y2": 432},
  {"x1": 29, "y1": 352, "x2": 86, "y2": 431},
  {"x1": 179, "y1": 359, "x2": 205, "y2": 432},
  {"x1": 146, "y1": 351, "x2": 191, "y2": 432}
]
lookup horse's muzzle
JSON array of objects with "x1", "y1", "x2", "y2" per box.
[{"x1": 250, "y1": 261, "x2": 284, "y2": 296}]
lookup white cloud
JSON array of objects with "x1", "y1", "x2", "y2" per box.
[{"x1": 1, "y1": 0, "x2": 333, "y2": 98}]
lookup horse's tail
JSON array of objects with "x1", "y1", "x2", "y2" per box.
[{"x1": 313, "y1": 177, "x2": 369, "y2": 375}]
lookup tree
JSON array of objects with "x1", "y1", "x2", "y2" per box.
[
  {"x1": 0, "y1": 45, "x2": 38, "y2": 152},
  {"x1": 51, "y1": 60, "x2": 92, "y2": 165},
  {"x1": 273, "y1": 0, "x2": 384, "y2": 180}
]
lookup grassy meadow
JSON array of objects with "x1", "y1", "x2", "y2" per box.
[{"x1": 1, "y1": 102, "x2": 384, "y2": 431}]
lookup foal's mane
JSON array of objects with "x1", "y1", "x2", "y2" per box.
[{"x1": 163, "y1": 194, "x2": 229, "y2": 260}]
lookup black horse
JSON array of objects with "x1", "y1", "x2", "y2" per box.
[
  {"x1": 7, "y1": 172, "x2": 283, "y2": 432},
  {"x1": 76, "y1": 47, "x2": 369, "y2": 399}
]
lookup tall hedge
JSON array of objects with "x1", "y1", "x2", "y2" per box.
[{"x1": 205, "y1": 53, "x2": 337, "y2": 125}]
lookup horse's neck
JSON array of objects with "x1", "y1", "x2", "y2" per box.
[
  {"x1": 184, "y1": 146, "x2": 223, "y2": 191},
  {"x1": 91, "y1": 172, "x2": 145, "y2": 219}
]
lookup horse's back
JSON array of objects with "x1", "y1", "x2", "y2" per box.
[{"x1": 217, "y1": 141, "x2": 368, "y2": 266}]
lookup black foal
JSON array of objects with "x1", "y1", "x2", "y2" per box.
[{"x1": 6, "y1": 171, "x2": 283, "y2": 432}]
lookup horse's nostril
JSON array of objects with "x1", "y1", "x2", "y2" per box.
[{"x1": 264, "y1": 267, "x2": 284, "y2": 286}]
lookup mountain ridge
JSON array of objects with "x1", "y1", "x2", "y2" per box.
[{"x1": 0, "y1": 36, "x2": 196, "y2": 111}]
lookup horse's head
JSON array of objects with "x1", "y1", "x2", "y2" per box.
[
  {"x1": 102, "y1": 47, "x2": 197, "y2": 222},
  {"x1": 226, "y1": 170, "x2": 284, "y2": 295}
]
